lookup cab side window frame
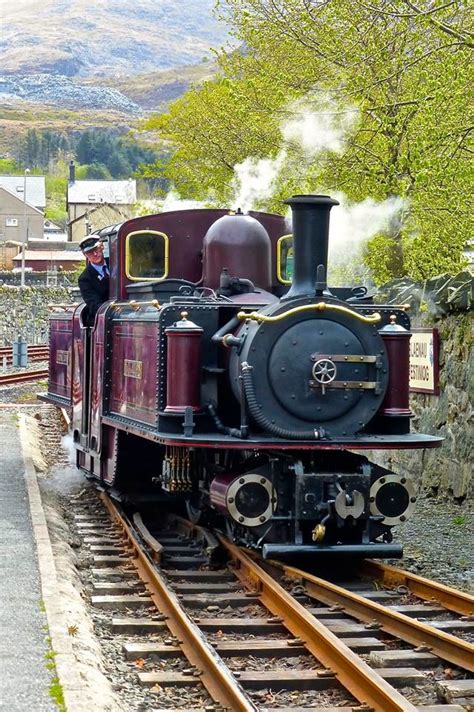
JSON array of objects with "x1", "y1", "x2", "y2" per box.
[
  {"x1": 276, "y1": 234, "x2": 293, "y2": 285},
  {"x1": 125, "y1": 230, "x2": 169, "y2": 281}
]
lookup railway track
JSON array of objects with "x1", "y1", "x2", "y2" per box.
[
  {"x1": 0, "y1": 368, "x2": 49, "y2": 386},
  {"x1": 71, "y1": 491, "x2": 474, "y2": 712},
  {"x1": 0, "y1": 345, "x2": 49, "y2": 366}
]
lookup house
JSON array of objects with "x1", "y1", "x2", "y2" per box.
[
  {"x1": 0, "y1": 175, "x2": 46, "y2": 211},
  {"x1": 0, "y1": 184, "x2": 44, "y2": 247},
  {"x1": 67, "y1": 162, "x2": 136, "y2": 242},
  {"x1": 41, "y1": 219, "x2": 67, "y2": 242},
  {"x1": 13, "y1": 244, "x2": 84, "y2": 272}
]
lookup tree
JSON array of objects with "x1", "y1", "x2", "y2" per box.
[
  {"x1": 144, "y1": 0, "x2": 472, "y2": 282},
  {"x1": 86, "y1": 163, "x2": 112, "y2": 180},
  {"x1": 76, "y1": 131, "x2": 95, "y2": 165},
  {"x1": 23, "y1": 129, "x2": 41, "y2": 167}
]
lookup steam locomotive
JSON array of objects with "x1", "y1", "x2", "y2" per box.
[{"x1": 42, "y1": 194, "x2": 442, "y2": 558}]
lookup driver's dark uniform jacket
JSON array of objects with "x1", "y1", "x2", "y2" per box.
[{"x1": 78, "y1": 261, "x2": 110, "y2": 326}]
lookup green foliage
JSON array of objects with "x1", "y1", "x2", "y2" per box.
[
  {"x1": 44, "y1": 171, "x2": 67, "y2": 228},
  {"x1": 85, "y1": 162, "x2": 112, "y2": 180},
  {"x1": 365, "y1": 234, "x2": 403, "y2": 286},
  {"x1": 44, "y1": 204, "x2": 67, "y2": 228},
  {"x1": 49, "y1": 676, "x2": 65, "y2": 711},
  {"x1": 143, "y1": 0, "x2": 472, "y2": 282},
  {"x1": 18, "y1": 128, "x2": 70, "y2": 169},
  {"x1": 45, "y1": 175, "x2": 67, "y2": 195},
  {"x1": 0, "y1": 157, "x2": 20, "y2": 173},
  {"x1": 451, "y1": 515, "x2": 466, "y2": 526},
  {"x1": 75, "y1": 129, "x2": 157, "y2": 179}
]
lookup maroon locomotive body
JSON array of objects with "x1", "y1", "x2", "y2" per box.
[{"x1": 42, "y1": 196, "x2": 441, "y2": 558}]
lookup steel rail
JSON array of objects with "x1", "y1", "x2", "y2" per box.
[
  {"x1": 99, "y1": 493, "x2": 255, "y2": 712},
  {"x1": 0, "y1": 347, "x2": 49, "y2": 365},
  {"x1": 0, "y1": 346, "x2": 49, "y2": 356},
  {"x1": 219, "y1": 535, "x2": 418, "y2": 712},
  {"x1": 0, "y1": 369, "x2": 49, "y2": 385},
  {"x1": 361, "y1": 559, "x2": 474, "y2": 617},
  {"x1": 0, "y1": 345, "x2": 49, "y2": 354},
  {"x1": 267, "y1": 560, "x2": 474, "y2": 673}
]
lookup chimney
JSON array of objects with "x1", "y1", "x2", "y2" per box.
[
  {"x1": 69, "y1": 160, "x2": 76, "y2": 183},
  {"x1": 282, "y1": 194, "x2": 339, "y2": 301}
]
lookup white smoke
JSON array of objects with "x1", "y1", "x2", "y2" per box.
[
  {"x1": 327, "y1": 194, "x2": 408, "y2": 281},
  {"x1": 160, "y1": 190, "x2": 207, "y2": 212},
  {"x1": 281, "y1": 100, "x2": 357, "y2": 154},
  {"x1": 157, "y1": 96, "x2": 406, "y2": 271},
  {"x1": 61, "y1": 432, "x2": 77, "y2": 465},
  {"x1": 283, "y1": 194, "x2": 407, "y2": 283},
  {"x1": 231, "y1": 97, "x2": 357, "y2": 211},
  {"x1": 231, "y1": 152, "x2": 287, "y2": 212}
]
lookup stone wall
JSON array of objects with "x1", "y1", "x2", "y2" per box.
[
  {"x1": 0, "y1": 285, "x2": 73, "y2": 345},
  {"x1": 373, "y1": 273, "x2": 473, "y2": 501},
  {"x1": 372, "y1": 312, "x2": 473, "y2": 501}
]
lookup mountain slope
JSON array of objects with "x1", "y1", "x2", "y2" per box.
[{"x1": 1, "y1": 0, "x2": 229, "y2": 77}]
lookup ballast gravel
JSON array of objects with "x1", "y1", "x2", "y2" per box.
[{"x1": 1, "y1": 394, "x2": 472, "y2": 710}]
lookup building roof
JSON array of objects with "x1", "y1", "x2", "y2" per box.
[
  {"x1": 44, "y1": 219, "x2": 63, "y2": 231},
  {"x1": 0, "y1": 176, "x2": 46, "y2": 209},
  {"x1": 13, "y1": 250, "x2": 85, "y2": 262},
  {"x1": 28, "y1": 239, "x2": 70, "y2": 249},
  {"x1": 68, "y1": 179, "x2": 136, "y2": 205},
  {"x1": 0, "y1": 185, "x2": 44, "y2": 215}
]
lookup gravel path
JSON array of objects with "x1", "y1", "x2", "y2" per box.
[{"x1": 393, "y1": 494, "x2": 473, "y2": 593}]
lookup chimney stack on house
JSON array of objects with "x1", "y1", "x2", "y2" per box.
[{"x1": 69, "y1": 160, "x2": 76, "y2": 183}]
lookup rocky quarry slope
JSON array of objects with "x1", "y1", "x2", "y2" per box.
[{"x1": 0, "y1": 74, "x2": 143, "y2": 113}]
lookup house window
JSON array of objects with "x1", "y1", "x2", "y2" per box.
[
  {"x1": 5, "y1": 218, "x2": 18, "y2": 227},
  {"x1": 277, "y1": 234, "x2": 293, "y2": 284},
  {"x1": 125, "y1": 230, "x2": 169, "y2": 281}
]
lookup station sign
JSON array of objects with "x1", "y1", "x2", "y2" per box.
[{"x1": 409, "y1": 328, "x2": 439, "y2": 395}]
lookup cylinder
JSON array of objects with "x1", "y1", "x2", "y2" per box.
[
  {"x1": 379, "y1": 316, "x2": 412, "y2": 419},
  {"x1": 165, "y1": 312, "x2": 203, "y2": 413},
  {"x1": 282, "y1": 194, "x2": 339, "y2": 300}
]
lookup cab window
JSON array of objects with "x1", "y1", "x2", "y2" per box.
[
  {"x1": 277, "y1": 234, "x2": 293, "y2": 284},
  {"x1": 125, "y1": 230, "x2": 169, "y2": 281}
]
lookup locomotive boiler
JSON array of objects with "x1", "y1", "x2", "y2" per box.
[{"x1": 42, "y1": 194, "x2": 442, "y2": 558}]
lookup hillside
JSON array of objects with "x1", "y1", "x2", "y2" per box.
[
  {"x1": 0, "y1": 103, "x2": 139, "y2": 155},
  {"x1": 85, "y1": 62, "x2": 218, "y2": 111},
  {"x1": 1, "y1": 0, "x2": 229, "y2": 77},
  {"x1": 0, "y1": 60, "x2": 218, "y2": 154},
  {"x1": 0, "y1": 1, "x2": 227, "y2": 158}
]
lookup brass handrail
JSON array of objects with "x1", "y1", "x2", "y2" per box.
[
  {"x1": 126, "y1": 300, "x2": 161, "y2": 311},
  {"x1": 237, "y1": 301, "x2": 381, "y2": 324}
]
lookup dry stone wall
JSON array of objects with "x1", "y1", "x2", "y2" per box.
[
  {"x1": 374, "y1": 274, "x2": 473, "y2": 501},
  {"x1": 0, "y1": 285, "x2": 73, "y2": 345}
]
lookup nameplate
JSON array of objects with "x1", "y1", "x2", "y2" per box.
[
  {"x1": 409, "y1": 328, "x2": 439, "y2": 395},
  {"x1": 124, "y1": 359, "x2": 143, "y2": 379},
  {"x1": 56, "y1": 350, "x2": 70, "y2": 366}
]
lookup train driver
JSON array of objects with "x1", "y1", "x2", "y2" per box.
[{"x1": 78, "y1": 237, "x2": 110, "y2": 326}]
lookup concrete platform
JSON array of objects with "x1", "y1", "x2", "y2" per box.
[{"x1": 0, "y1": 411, "x2": 55, "y2": 711}]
